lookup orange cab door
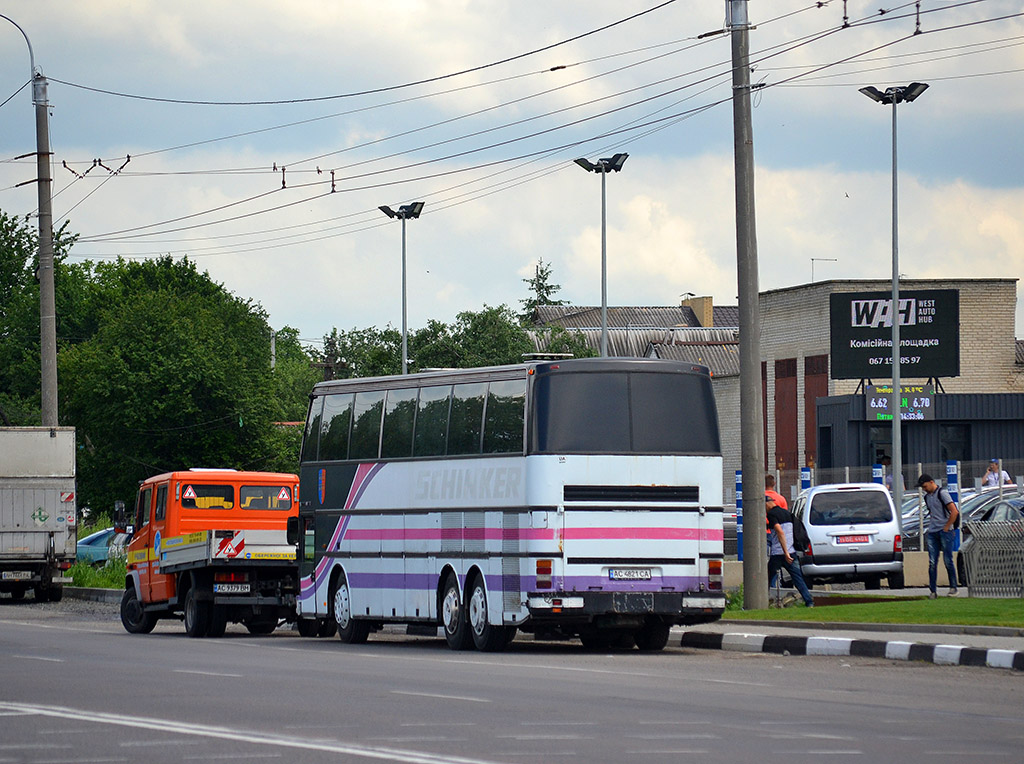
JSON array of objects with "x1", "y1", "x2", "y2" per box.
[
  {"x1": 149, "y1": 483, "x2": 174, "y2": 603},
  {"x1": 128, "y1": 486, "x2": 154, "y2": 602}
]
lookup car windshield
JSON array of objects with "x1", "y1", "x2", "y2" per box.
[{"x1": 808, "y1": 491, "x2": 893, "y2": 526}]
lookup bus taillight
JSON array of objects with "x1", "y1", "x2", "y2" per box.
[
  {"x1": 707, "y1": 559, "x2": 722, "y2": 591},
  {"x1": 536, "y1": 559, "x2": 552, "y2": 589}
]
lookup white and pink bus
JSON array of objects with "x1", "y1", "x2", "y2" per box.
[{"x1": 294, "y1": 358, "x2": 724, "y2": 652}]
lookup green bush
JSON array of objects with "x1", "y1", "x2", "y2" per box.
[{"x1": 68, "y1": 555, "x2": 126, "y2": 589}]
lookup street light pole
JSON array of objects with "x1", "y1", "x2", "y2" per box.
[
  {"x1": 574, "y1": 153, "x2": 628, "y2": 358},
  {"x1": 379, "y1": 202, "x2": 425, "y2": 375},
  {"x1": 2, "y1": 14, "x2": 58, "y2": 425},
  {"x1": 860, "y1": 82, "x2": 928, "y2": 511}
]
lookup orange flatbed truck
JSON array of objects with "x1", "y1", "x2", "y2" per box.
[{"x1": 119, "y1": 469, "x2": 305, "y2": 638}]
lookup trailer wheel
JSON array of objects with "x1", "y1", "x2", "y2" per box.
[
  {"x1": 467, "y1": 575, "x2": 511, "y2": 652},
  {"x1": 440, "y1": 572, "x2": 472, "y2": 651},
  {"x1": 184, "y1": 587, "x2": 211, "y2": 638},
  {"x1": 120, "y1": 588, "x2": 156, "y2": 634},
  {"x1": 331, "y1": 573, "x2": 370, "y2": 644}
]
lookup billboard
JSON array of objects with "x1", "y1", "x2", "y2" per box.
[{"x1": 829, "y1": 289, "x2": 960, "y2": 380}]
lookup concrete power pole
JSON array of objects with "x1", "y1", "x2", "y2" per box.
[
  {"x1": 35, "y1": 71, "x2": 58, "y2": 427},
  {"x1": 2, "y1": 14, "x2": 58, "y2": 426},
  {"x1": 729, "y1": 0, "x2": 768, "y2": 609}
]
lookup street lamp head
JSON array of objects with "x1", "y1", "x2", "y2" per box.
[
  {"x1": 574, "y1": 157, "x2": 597, "y2": 172},
  {"x1": 604, "y1": 152, "x2": 629, "y2": 172},
  {"x1": 379, "y1": 205, "x2": 397, "y2": 219},
  {"x1": 859, "y1": 82, "x2": 929, "y2": 105},
  {"x1": 399, "y1": 201, "x2": 425, "y2": 219}
]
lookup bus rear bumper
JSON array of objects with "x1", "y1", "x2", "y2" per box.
[{"x1": 527, "y1": 590, "x2": 724, "y2": 625}]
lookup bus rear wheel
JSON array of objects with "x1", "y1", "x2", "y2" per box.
[
  {"x1": 634, "y1": 618, "x2": 671, "y2": 651},
  {"x1": 332, "y1": 574, "x2": 370, "y2": 644},
  {"x1": 441, "y1": 573, "x2": 472, "y2": 651},
  {"x1": 467, "y1": 576, "x2": 511, "y2": 652}
]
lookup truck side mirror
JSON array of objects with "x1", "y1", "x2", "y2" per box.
[
  {"x1": 286, "y1": 516, "x2": 299, "y2": 546},
  {"x1": 113, "y1": 500, "x2": 127, "y2": 533}
]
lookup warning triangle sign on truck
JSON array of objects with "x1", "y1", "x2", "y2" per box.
[
  {"x1": 183, "y1": 485, "x2": 197, "y2": 500},
  {"x1": 277, "y1": 487, "x2": 291, "y2": 501}
]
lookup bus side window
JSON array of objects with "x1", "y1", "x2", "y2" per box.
[
  {"x1": 301, "y1": 396, "x2": 325, "y2": 462},
  {"x1": 381, "y1": 388, "x2": 418, "y2": 458},
  {"x1": 414, "y1": 385, "x2": 451, "y2": 457},
  {"x1": 320, "y1": 393, "x2": 354, "y2": 461},
  {"x1": 448, "y1": 382, "x2": 487, "y2": 455},
  {"x1": 350, "y1": 390, "x2": 386, "y2": 460},
  {"x1": 483, "y1": 379, "x2": 527, "y2": 454}
]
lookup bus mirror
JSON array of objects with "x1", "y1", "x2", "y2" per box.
[
  {"x1": 113, "y1": 500, "x2": 127, "y2": 534},
  {"x1": 286, "y1": 516, "x2": 299, "y2": 546}
]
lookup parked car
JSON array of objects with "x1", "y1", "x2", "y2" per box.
[
  {"x1": 791, "y1": 483, "x2": 903, "y2": 589},
  {"x1": 901, "y1": 486, "x2": 1015, "y2": 539},
  {"x1": 957, "y1": 497, "x2": 1024, "y2": 586},
  {"x1": 76, "y1": 527, "x2": 128, "y2": 566}
]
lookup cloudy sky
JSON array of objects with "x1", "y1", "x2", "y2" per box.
[{"x1": 2, "y1": 1, "x2": 1022, "y2": 348}]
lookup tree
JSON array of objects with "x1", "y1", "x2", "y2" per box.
[{"x1": 519, "y1": 258, "x2": 566, "y2": 322}]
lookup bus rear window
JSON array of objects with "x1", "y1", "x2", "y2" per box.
[
  {"x1": 531, "y1": 370, "x2": 720, "y2": 455},
  {"x1": 180, "y1": 484, "x2": 234, "y2": 509},
  {"x1": 240, "y1": 485, "x2": 293, "y2": 510}
]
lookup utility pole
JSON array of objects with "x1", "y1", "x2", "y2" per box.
[
  {"x1": 729, "y1": 0, "x2": 767, "y2": 609},
  {"x1": 2, "y1": 14, "x2": 58, "y2": 426}
]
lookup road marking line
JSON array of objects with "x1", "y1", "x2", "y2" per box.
[
  {"x1": 173, "y1": 670, "x2": 243, "y2": 678},
  {"x1": 12, "y1": 655, "x2": 65, "y2": 663},
  {"x1": 0, "y1": 701, "x2": 502, "y2": 764},
  {"x1": 390, "y1": 690, "x2": 490, "y2": 703}
]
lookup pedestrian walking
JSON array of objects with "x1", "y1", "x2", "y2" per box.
[
  {"x1": 916, "y1": 474, "x2": 960, "y2": 598},
  {"x1": 765, "y1": 494, "x2": 814, "y2": 607}
]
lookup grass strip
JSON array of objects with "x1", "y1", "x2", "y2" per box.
[{"x1": 725, "y1": 597, "x2": 1024, "y2": 628}]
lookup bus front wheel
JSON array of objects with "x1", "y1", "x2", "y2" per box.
[
  {"x1": 441, "y1": 573, "x2": 472, "y2": 650},
  {"x1": 467, "y1": 575, "x2": 511, "y2": 652},
  {"x1": 332, "y1": 574, "x2": 370, "y2": 644}
]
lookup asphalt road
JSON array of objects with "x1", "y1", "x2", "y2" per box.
[{"x1": 1, "y1": 598, "x2": 1022, "y2": 764}]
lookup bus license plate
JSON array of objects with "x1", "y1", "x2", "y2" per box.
[
  {"x1": 2, "y1": 571, "x2": 31, "y2": 580},
  {"x1": 837, "y1": 535, "x2": 869, "y2": 544},
  {"x1": 213, "y1": 583, "x2": 250, "y2": 593},
  {"x1": 609, "y1": 568, "x2": 652, "y2": 581}
]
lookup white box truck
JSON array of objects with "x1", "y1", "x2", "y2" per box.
[{"x1": 0, "y1": 427, "x2": 77, "y2": 601}]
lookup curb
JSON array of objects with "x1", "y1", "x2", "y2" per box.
[
  {"x1": 681, "y1": 631, "x2": 1024, "y2": 671},
  {"x1": 65, "y1": 586, "x2": 122, "y2": 603},
  {"x1": 721, "y1": 618, "x2": 1024, "y2": 638}
]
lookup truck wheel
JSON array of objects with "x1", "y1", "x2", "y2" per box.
[
  {"x1": 120, "y1": 588, "x2": 156, "y2": 634},
  {"x1": 48, "y1": 586, "x2": 63, "y2": 603},
  {"x1": 634, "y1": 619, "x2": 671, "y2": 651},
  {"x1": 440, "y1": 573, "x2": 472, "y2": 651},
  {"x1": 184, "y1": 588, "x2": 211, "y2": 638},
  {"x1": 331, "y1": 574, "x2": 370, "y2": 644},
  {"x1": 467, "y1": 575, "x2": 510, "y2": 652},
  {"x1": 207, "y1": 606, "x2": 228, "y2": 638},
  {"x1": 33, "y1": 585, "x2": 50, "y2": 603}
]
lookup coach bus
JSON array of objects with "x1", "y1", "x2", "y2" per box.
[{"x1": 293, "y1": 358, "x2": 724, "y2": 652}]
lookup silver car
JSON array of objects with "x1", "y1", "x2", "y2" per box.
[{"x1": 791, "y1": 483, "x2": 904, "y2": 590}]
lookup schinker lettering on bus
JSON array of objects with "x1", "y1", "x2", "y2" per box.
[
  {"x1": 415, "y1": 466, "x2": 523, "y2": 501},
  {"x1": 294, "y1": 359, "x2": 726, "y2": 652}
]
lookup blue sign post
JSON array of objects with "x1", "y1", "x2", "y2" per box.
[
  {"x1": 872, "y1": 464, "x2": 884, "y2": 485},
  {"x1": 800, "y1": 467, "x2": 812, "y2": 492},
  {"x1": 947, "y1": 460, "x2": 960, "y2": 551},
  {"x1": 735, "y1": 471, "x2": 743, "y2": 562}
]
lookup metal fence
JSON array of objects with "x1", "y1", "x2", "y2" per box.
[{"x1": 962, "y1": 521, "x2": 1024, "y2": 598}]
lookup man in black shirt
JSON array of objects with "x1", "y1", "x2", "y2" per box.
[{"x1": 765, "y1": 494, "x2": 814, "y2": 607}]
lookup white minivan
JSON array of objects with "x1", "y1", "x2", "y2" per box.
[{"x1": 791, "y1": 483, "x2": 904, "y2": 590}]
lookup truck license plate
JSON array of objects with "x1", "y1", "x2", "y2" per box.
[
  {"x1": 2, "y1": 571, "x2": 31, "y2": 580},
  {"x1": 213, "y1": 583, "x2": 250, "y2": 593},
  {"x1": 609, "y1": 568, "x2": 652, "y2": 581}
]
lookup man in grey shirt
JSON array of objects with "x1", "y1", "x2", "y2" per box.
[{"x1": 916, "y1": 474, "x2": 960, "y2": 598}]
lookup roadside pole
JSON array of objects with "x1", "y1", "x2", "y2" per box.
[{"x1": 729, "y1": 0, "x2": 768, "y2": 609}]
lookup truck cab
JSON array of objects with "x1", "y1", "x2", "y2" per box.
[{"x1": 120, "y1": 469, "x2": 299, "y2": 637}]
